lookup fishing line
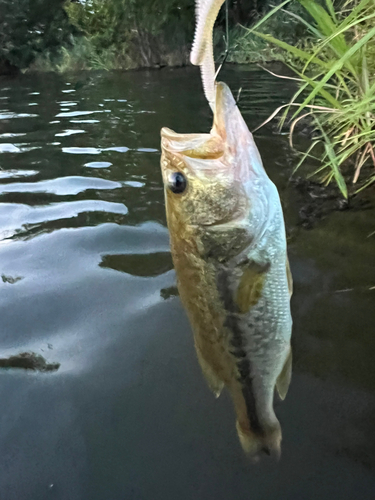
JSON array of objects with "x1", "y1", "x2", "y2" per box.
[
  {"x1": 215, "y1": 0, "x2": 230, "y2": 80},
  {"x1": 215, "y1": 2, "x2": 242, "y2": 106}
]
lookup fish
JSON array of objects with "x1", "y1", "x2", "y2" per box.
[{"x1": 160, "y1": 81, "x2": 293, "y2": 458}]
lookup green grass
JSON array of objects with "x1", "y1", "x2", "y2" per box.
[
  {"x1": 31, "y1": 37, "x2": 120, "y2": 72},
  {"x1": 219, "y1": 26, "x2": 284, "y2": 64},
  {"x1": 221, "y1": 1, "x2": 310, "y2": 65},
  {"x1": 247, "y1": 0, "x2": 375, "y2": 198}
]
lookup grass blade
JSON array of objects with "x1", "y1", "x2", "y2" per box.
[
  {"x1": 250, "y1": 31, "x2": 330, "y2": 69},
  {"x1": 292, "y1": 25, "x2": 375, "y2": 118},
  {"x1": 315, "y1": 119, "x2": 348, "y2": 198}
]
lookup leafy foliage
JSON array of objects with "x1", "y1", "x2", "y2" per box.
[
  {"x1": 62, "y1": 0, "x2": 195, "y2": 68},
  {"x1": 224, "y1": 1, "x2": 309, "y2": 64},
  {"x1": 0, "y1": 0, "x2": 74, "y2": 70}
]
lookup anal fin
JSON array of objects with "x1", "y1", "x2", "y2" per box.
[
  {"x1": 236, "y1": 420, "x2": 282, "y2": 460},
  {"x1": 276, "y1": 348, "x2": 292, "y2": 400}
]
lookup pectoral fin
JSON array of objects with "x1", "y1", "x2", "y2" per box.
[
  {"x1": 235, "y1": 261, "x2": 270, "y2": 314},
  {"x1": 276, "y1": 348, "x2": 292, "y2": 400}
]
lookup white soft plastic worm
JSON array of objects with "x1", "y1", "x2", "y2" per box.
[{"x1": 190, "y1": 0, "x2": 226, "y2": 108}]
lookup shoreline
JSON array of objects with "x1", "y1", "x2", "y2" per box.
[{"x1": 0, "y1": 59, "x2": 288, "y2": 78}]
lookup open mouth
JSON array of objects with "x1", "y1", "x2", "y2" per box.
[
  {"x1": 161, "y1": 82, "x2": 235, "y2": 161},
  {"x1": 161, "y1": 128, "x2": 223, "y2": 160}
]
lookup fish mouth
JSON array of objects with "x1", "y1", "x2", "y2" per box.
[
  {"x1": 161, "y1": 127, "x2": 223, "y2": 160},
  {"x1": 161, "y1": 82, "x2": 236, "y2": 161},
  {"x1": 212, "y1": 81, "x2": 237, "y2": 138}
]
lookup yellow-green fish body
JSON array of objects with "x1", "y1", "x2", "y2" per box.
[{"x1": 160, "y1": 82, "x2": 292, "y2": 458}]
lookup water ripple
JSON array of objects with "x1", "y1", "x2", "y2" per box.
[
  {"x1": 71, "y1": 119, "x2": 100, "y2": 124},
  {"x1": 0, "y1": 133, "x2": 26, "y2": 139},
  {"x1": 0, "y1": 170, "x2": 38, "y2": 179},
  {"x1": 0, "y1": 144, "x2": 41, "y2": 153},
  {"x1": 0, "y1": 112, "x2": 38, "y2": 120},
  {"x1": 0, "y1": 144, "x2": 21, "y2": 153},
  {"x1": 84, "y1": 162, "x2": 112, "y2": 169},
  {"x1": 103, "y1": 146, "x2": 129, "y2": 153},
  {"x1": 58, "y1": 101, "x2": 78, "y2": 106},
  {"x1": 56, "y1": 111, "x2": 97, "y2": 118},
  {"x1": 62, "y1": 147, "x2": 101, "y2": 155},
  {"x1": 56, "y1": 130, "x2": 86, "y2": 137},
  {"x1": 0, "y1": 200, "x2": 128, "y2": 231},
  {"x1": 0, "y1": 176, "x2": 121, "y2": 195},
  {"x1": 137, "y1": 148, "x2": 158, "y2": 153},
  {"x1": 123, "y1": 181, "x2": 145, "y2": 188}
]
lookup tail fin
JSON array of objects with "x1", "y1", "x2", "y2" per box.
[
  {"x1": 230, "y1": 379, "x2": 282, "y2": 459},
  {"x1": 236, "y1": 420, "x2": 282, "y2": 460}
]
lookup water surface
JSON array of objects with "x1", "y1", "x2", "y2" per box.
[{"x1": 0, "y1": 66, "x2": 375, "y2": 499}]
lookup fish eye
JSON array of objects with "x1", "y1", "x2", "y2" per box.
[{"x1": 168, "y1": 171, "x2": 187, "y2": 194}]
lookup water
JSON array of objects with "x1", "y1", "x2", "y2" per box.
[{"x1": 0, "y1": 66, "x2": 374, "y2": 499}]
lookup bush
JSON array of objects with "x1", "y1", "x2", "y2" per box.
[
  {"x1": 0, "y1": 0, "x2": 74, "y2": 71},
  {"x1": 61, "y1": 0, "x2": 195, "y2": 69}
]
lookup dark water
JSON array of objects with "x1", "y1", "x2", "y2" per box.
[{"x1": 0, "y1": 66, "x2": 375, "y2": 499}]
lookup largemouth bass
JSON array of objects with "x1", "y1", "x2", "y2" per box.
[{"x1": 160, "y1": 82, "x2": 293, "y2": 458}]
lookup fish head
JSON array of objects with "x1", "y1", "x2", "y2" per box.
[{"x1": 160, "y1": 82, "x2": 260, "y2": 232}]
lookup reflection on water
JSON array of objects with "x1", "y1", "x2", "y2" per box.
[
  {"x1": 1, "y1": 274, "x2": 23, "y2": 284},
  {"x1": 0, "y1": 67, "x2": 374, "y2": 499},
  {"x1": 0, "y1": 352, "x2": 60, "y2": 372},
  {"x1": 100, "y1": 252, "x2": 173, "y2": 277},
  {"x1": 84, "y1": 161, "x2": 112, "y2": 168},
  {"x1": 0, "y1": 176, "x2": 122, "y2": 195},
  {"x1": 0, "y1": 169, "x2": 38, "y2": 179}
]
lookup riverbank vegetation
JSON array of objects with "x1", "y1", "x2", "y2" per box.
[
  {"x1": 33, "y1": 0, "x2": 195, "y2": 71},
  {"x1": 0, "y1": 0, "x2": 74, "y2": 74},
  {"x1": 1, "y1": 0, "x2": 307, "y2": 73},
  {"x1": 247, "y1": 0, "x2": 375, "y2": 197}
]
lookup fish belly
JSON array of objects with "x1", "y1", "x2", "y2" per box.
[
  {"x1": 172, "y1": 244, "x2": 238, "y2": 396},
  {"x1": 169, "y1": 209, "x2": 292, "y2": 457}
]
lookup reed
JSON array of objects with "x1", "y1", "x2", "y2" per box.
[{"x1": 247, "y1": 0, "x2": 375, "y2": 198}]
